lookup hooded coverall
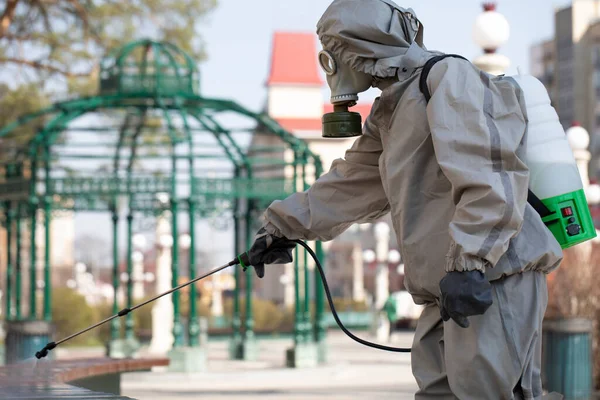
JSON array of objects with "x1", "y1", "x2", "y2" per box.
[{"x1": 259, "y1": 1, "x2": 564, "y2": 398}]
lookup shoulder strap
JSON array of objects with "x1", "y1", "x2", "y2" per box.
[
  {"x1": 418, "y1": 54, "x2": 555, "y2": 219},
  {"x1": 419, "y1": 54, "x2": 469, "y2": 103},
  {"x1": 527, "y1": 190, "x2": 553, "y2": 218}
]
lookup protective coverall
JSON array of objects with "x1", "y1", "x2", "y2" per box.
[{"x1": 249, "y1": 0, "x2": 564, "y2": 398}]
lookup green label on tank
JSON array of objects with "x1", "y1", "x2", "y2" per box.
[{"x1": 541, "y1": 189, "x2": 597, "y2": 249}]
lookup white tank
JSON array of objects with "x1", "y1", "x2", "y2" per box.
[{"x1": 510, "y1": 70, "x2": 583, "y2": 200}]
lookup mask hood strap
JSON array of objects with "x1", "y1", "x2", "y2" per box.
[{"x1": 414, "y1": 21, "x2": 424, "y2": 47}]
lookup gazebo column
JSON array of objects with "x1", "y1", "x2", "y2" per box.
[
  {"x1": 229, "y1": 194, "x2": 243, "y2": 360},
  {"x1": 42, "y1": 144, "x2": 52, "y2": 322},
  {"x1": 286, "y1": 150, "x2": 317, "y2": 368},
  {"x1": 167, "y1": 198, "x2": 208, "y2": 373},
  {"x1": 239, "y1": 199, "x2": 258, "y2": 361}
]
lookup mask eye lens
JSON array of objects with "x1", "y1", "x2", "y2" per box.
[{"x1": 318, "y1": 51, "x2": 337, "y2": 75}]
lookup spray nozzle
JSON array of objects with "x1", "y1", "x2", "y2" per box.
[
  {"x1": 236, "y1": 252, "x2": 251, "y2": 271},
  {"x1": 35, "y1": 342, "x2": 56, "y2": 360}
]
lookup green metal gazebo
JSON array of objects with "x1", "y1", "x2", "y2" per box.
[{"x1": 0, "y1": 39, "x2": 326, "y2": 366}]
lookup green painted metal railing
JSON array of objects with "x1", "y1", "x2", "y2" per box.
[
  {"x1": 0, "y1": 177, "x2": 294, "y2": 202},
  {"x1": 101, "y1": 74, "x2": 198, "y2": 97},
  {"x1": 0, "y1": 179, "x2": 29, "y2": 201},
  {"x1": 0, "y1": 38, "x2": 327, "y2": 367}
]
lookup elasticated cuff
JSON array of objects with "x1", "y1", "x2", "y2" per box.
[{"x1": 263, "y1": 221, "x2": 284, "y2": 238}]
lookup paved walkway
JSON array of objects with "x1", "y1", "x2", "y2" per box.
[{"x1": 120, "y1": 331, "x2": 418, "y2": 400}]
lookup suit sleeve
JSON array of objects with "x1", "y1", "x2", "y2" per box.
[
  {"x1": 262, "y1": 97, "x2": 390, "y2": 242},
  {"x1": 425, "y1": 59, "x2": 530, "y2": 272}
]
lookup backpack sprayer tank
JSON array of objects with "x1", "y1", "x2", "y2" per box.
[{"x1": 511, "y1": 69, "x2": 597, "y2": 249}]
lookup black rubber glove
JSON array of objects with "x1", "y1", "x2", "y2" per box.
[
  {"x1": 244, "y1": 227, "x2": 296, "y2": 278},
  {"x1": 439, "y1": 270, "x2": 493, "y2": 328}
]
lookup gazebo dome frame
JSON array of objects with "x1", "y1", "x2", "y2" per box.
[{"x1": 0, "y1": 39, "x2": 326, "y2": 361}]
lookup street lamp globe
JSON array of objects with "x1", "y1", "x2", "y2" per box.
[
  {"x1": 132, "y1": 250, "x2": 144, "y2": 263},
  {"x1": 397, "y1": 263, "x2": 405, "y2": 275},
  {"x1": 567, "y1": 124, "x2": 590, "y2": 151},
  {"x1": 362, "y1": 249, "x2": 376, "y2": 263},
  {"x1": 388, "y1": 249, "x2": 401, "y2": 264},
  {"x1": 159, "y1": 234, "x2": 173, "y2": 248},
  {"x1": 132, "y1": 234, "x2": 147, "y2": 250},
  {"x1": 587, "y1": 183, "x2": 600, "y2": 205},
  {"x1": 179, "y1": 233, "x2": 192, "y2": 250},
  {"x1": 155, "y1": 192, "x2": 170, "y2": 205},
  {"x1": 374, "y1": 222, "x2": 390, "y2": 240},
  {"x1": 473, "y1": 4, "x2": 510, "y2": 51},
  {"x1": 75, "y1": 262, "x2": 86, "y2": 273}
]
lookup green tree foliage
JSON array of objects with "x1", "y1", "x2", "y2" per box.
[
  {"x1": 51, "y1": 287, "x2": 98, "y2": 346},
  {"x1": 0, "y1": 0, "x2": 217, "y2": 147},
  {"x1": 0, "y1": 0, "x2": 217, "y2": 88},
  {"x1": 0, "y1": 82, "x2": 49, "y2": 159}
]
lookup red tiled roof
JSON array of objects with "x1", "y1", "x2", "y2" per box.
[{"x1": 267, "y1": 32, "x2": 323, "y2": 86}]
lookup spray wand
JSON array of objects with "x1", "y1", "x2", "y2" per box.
[{"x1": 35, "y1": 240, "x2": 411, "y2": 360}]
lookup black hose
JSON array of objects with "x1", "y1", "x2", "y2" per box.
[{"x1": 292, "y1": 240, "x2": 411, "y2": 353}]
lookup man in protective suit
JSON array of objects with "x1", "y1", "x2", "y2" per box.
[{"x1": 245, "y1": 0, "x2": 564, "y2": 398}]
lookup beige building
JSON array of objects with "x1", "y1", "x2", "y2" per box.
[{"x1": 530, "y1": 0, "x2": 600, "y2": 178}]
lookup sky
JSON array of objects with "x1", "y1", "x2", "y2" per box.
[
  {"x1": 74, "y1": 0, "x2": 575, "y2": 266},
  {"x1": 195, "y1": 0, "x2": 573, "y2": 111}
]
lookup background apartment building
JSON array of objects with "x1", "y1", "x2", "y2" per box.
[{"x1": 530, "y1": 0, "x2": 600, "y2": 179}]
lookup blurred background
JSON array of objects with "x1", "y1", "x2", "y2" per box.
[{"x1": 0, "y1": 0, "x2": 599, "y2": 399}]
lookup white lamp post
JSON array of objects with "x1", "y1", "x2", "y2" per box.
[
  {"x1": 179, "y1": 233, "x2": 191, "y2": 250},
  {"x1": 472, "y1": 3, "x2": 511, "y2": 75},
  {"x1": 388, "y1": 249, "x2": 401, "y2": 264},
  {"x1": 132, "y1": 234, "x2": 147, "y2": 250},
  {"x1": 362, "y1": 249, "x2": 376, "y2": 264},
  {"x1": 586, "y1": 184, "x2": 600, "y2": 205},
  {"x1": 357, "y1": 249, "x2": 377, "y2": 305},
  {"x1": 155, "y1": 192, "x2": 170, "y2": 207},
  {"x1": 374, "y1": 222, "x2": 390, "y2": 310},
  {"x1": 211, "y1": 277, "x2": 224, "y2": 317},
  {"x1": 150, "y1": 208, "x2": 175, "y2": 355},
  {"x1": 131, "y1": 233, "x2": 148, "y2": 300},
  {"x1": 567, "y1": 123, "x2": 592, "y2": 190},
  {"x1": 370, "y1": 222, "x2": 392, "y2": 341},
  {"x1": 351, "y1": 242, "x2": 366, "y2": 302}
]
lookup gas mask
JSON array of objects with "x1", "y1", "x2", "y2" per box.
[{"x1": 318, "y1": 50, "x2": 373, "y2": 138}]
